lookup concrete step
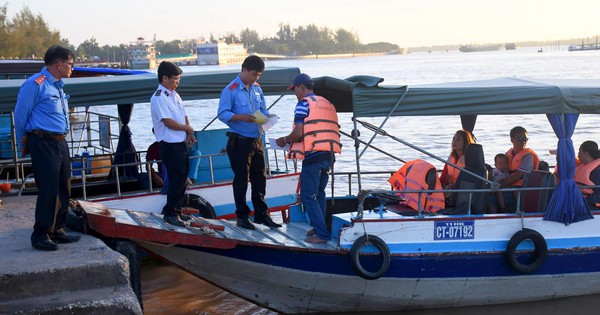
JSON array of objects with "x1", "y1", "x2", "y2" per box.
[
  {"x1": 0, "y1": 285, "x2": 141, "y2": 314},
  {"x1": 0, "y1": 227, "x2": 141, "y2": 314}
]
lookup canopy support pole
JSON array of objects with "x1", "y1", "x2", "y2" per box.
[
  {"x1": 358, "y1": 88, "x2": 409, "y2": 159},
  {"x1": 352, "y1": 117, "x2": 363, "y2": 192},
  {"x1": 340, "y1": 130, "x2": 406, "y2": 164}
]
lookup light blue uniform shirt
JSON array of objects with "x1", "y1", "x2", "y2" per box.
[
  {"x1": 217, "y1": 75, "x2": 268, "y2": 138},
  {"x1": 14, "y1": 67, "x2": 70, "y2": 149}
]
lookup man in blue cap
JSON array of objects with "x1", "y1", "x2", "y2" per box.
[{"x1": 276, "y1": 73, "x2": 342, "y2": 243}]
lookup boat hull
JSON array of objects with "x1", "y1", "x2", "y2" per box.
[{"x1": 137, "y1": 239, "x2": 600, "y2": 313}]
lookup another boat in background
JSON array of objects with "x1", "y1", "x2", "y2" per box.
[
  {"x1": 459, "y1": 44, "x2": 502, "y2": 52},
  {"x1": 568, "y1": 43, "x2": 600, "y2": 51},
  {"x1": 505, "y1": 42, "x2": 519, "y2": 50},
  {"x1": 127, "y1": 37, "x2": 157, "y2": 69}
]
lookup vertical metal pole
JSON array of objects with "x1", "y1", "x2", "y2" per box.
[{"x1": 352, "y1": 117, "x2": 363, "y2": 192}]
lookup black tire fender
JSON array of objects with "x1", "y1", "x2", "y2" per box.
[
  {"x1": 505, "y1": 228, "x2": 547, "y2": 273},
  {"x1": 349, "y1": 235, "x2": 391, "y2": 280},
  {"x1": 179, "y1": 193, "x2": 217, "y2": 219}
]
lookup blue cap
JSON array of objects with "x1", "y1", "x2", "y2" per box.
[{"x1": 287, "y1": 73, "x2": 314, "y2": 90}]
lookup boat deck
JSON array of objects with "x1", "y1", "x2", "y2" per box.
[{"x1": 78, "y1": 200, "x2": 338, "y2": 251}]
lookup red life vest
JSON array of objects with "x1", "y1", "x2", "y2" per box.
[
  {"x1": 288, "y1": 95, "x2": 342, "y2": 160},
  {"x1": 445, "y1": 154, "x2": 465, "y2": 187},
  {"x1": 387, "y1": 159, "x2": 445, "y2": 213},
  {"x1": 506, "y1": 148, "x2": 539, "y2": 186},
  {"x1": 574, "y1": 158, "x2": 600, "y2": 195}
]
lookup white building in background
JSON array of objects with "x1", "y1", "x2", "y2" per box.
[
  {"x1": 196, "y1": 41, "x2": 247, "y2": 65},
  {"x1": 127, "y1": 37, "x2": 156, "y2": 69}
]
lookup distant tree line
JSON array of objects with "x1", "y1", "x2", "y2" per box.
[
  {"x1": 0, "y1": 4, "x2": 400, "y2": 61},
  {"x1": 235, "y1": 23, "x2": 400, "y2": 55}
]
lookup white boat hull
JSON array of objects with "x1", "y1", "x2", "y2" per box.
[{"x1": 137, "y1": 239, "x2": 600, "y2": 313}]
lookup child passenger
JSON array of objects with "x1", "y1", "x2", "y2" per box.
[{"x1": 489, "y1": 153, "x2": 509, "y2": 213}]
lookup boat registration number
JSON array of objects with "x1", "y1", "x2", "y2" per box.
[{"x1": 434, "y1": 220, "x2": 474, "y2": 240}]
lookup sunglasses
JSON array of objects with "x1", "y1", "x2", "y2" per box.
[{"x1": 516, "y1": 136, "x2": 529, "y2": 142}]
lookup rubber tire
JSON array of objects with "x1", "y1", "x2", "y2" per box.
[
  {"x1": 349, "y1": 235, "x2": 391, "y2": 280},
  {"x1": 505, "y1": 228, "x2": 547, "y2": 273},
  {"x1": 179, "y1": 193, "x2": 217, "y2": 219}
]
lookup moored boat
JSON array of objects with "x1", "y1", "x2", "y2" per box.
[
  {"x1": 0, "y1": 66, "x2": 300, "y2": 197},
  {"x1": 73, "y1": 74, "x2": 600, "y2": 313},
  {"x1": 459, "y1": 44, "x2": 502, "y2": 52}
]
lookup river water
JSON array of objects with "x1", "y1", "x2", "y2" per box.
[{"x1": 113, "y1": 46, "x2": 600, "y2": 314}]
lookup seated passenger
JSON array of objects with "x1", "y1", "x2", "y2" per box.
[
  {"x1": 439, "y1": 130, "x2": 476, "y2": 207},
  {"x1": 574, "y1": 141, "x2": 600, "y2": 208},
  {"x1": 441, "y1": 143, "x2": 488, "y2": 215},
  {"x1": 499, "y1": 126, "x2": 539, "y2": 211},
  {"x1": 146, "y1": 141, "x2": 164, "y2": 188},
  {"x1": 488, "y1": 153, "x2": 509, "y2": 213}
]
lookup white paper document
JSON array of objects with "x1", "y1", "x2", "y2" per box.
[
  {"x1": 261, "y1": 114, "x2": 279, "y2": 131},
  {"x1": 269, "y1": 138, "x2": 290, "y2": 151}
]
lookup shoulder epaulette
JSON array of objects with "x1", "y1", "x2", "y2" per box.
[
  {"x1": 34, "y1": 75, "x2": 46, "y2": 85},
  {"x1": 155, "y1": 89, "x2": 162, "y2": 96},
  {"x1": 229, "y1": 82, "x2": 239, "y2": 91}
]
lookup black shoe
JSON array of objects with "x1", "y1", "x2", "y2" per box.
[
  {"x1": 177, "y1": 213, "x2": 193, "y2": 221},
  {"x1": 236, "y1": 217, "x2": 255, "y2": 230},
  {"x1": 164, "y1": 215, "x2": 186, "y2": 227},
  {"x1": 254, "y1": 215, "x2": 282, "y2": 228},
  {"x1": 51, "y1": 233, "x2": 81, "y2": 244},
  {"x1": 32, "y1": 239, "x2": 59, "y2": 251}
]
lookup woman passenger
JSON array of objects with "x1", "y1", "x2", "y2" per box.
[
  {"x1": 574, "y1": 140, "x2": 600, "y2": 208},
  {"x1": 439, "y1": 130, "x2": 476, "y2": 205}
]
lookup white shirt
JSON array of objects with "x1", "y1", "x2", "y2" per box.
[{"x1": 150, "y1": 84, "x2": 187, "y2": 143}]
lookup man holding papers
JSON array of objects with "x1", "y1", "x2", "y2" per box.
[{"x1": 217, "y1": 55, "x2": 281, "y2": 230}]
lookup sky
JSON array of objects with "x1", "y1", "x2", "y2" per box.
[{"x1": 4, "y1": 0, "x2": 600, "y2": 48}]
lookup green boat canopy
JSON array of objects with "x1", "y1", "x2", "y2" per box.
[
  {"x1": 3, "y1": 68, "x2": 600, "y2": 116},
  {"x1": 0, "y1": 66, "x2": 300, "y2": 111},
  {"x1": 313, "y1": 76, "x2": 600, "y2": 117}
]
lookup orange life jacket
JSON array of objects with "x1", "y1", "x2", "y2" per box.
[
  {"x1": 387, "y1": 159, "x2": 445, "y2": 213},
  {"x1": 506, "y1": 148, "x2": 539, "y2": 186},
  {"x1": 574, "y1": 158, "x2": 600, "y2": 195},
  {"x1": 288, "y1": 95, "x2": 342, "y2": 160},
  {"x1": 445, "y1": 154, "x2": 465, "y2": 187}
]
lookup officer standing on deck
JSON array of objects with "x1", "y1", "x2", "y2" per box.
[
  {"x1": 14, "y1": 45, "x2": 81, "y2": 251},
  {"x1": 150, "y1": 61, "x2": 196, "y2": 227},
  {"x1": 217, "y1": 55, "x2": 281, "y2": 230}
]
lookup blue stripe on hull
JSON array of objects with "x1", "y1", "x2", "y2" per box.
[
  {"x1": 180, "y1": 244, "x2": 600, "y2": 278},
  {"x1": 379, "y1": 237, "x2": 600, "y2": 253}
]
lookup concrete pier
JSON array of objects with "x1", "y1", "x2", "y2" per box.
[{"x1": 0, "y1": 195, "x2": 142, "y2": 314}]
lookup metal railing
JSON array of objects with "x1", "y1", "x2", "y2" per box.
[{"x1": 354, "y1": 185, "x2": 567, "y2": 219}]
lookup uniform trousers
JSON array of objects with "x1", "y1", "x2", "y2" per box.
[
  {"x1": 159, "y1": 141, "x2": 189, "y2": 216},
  {"x1": 226, "y1": 134, "x2": 269, "y2": 219},
  {"x1": 28, "y1": 132, "x2": 71, "y2": 243}
]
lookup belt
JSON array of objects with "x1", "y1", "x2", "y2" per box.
[
  {"x1": 31, "y1": 130, "x2": 66, "y2": 141},
  {"x1": 226, "y1": 132, "x2": 258, "y2": 140}
]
